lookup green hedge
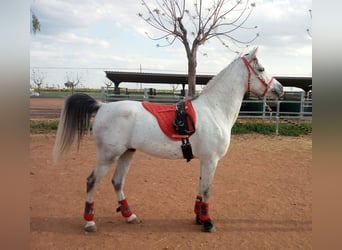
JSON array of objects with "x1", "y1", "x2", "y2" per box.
[
  {"x1": 30, "y1": 119, "x2": 311, "y2": 136},
  {"x1": 232, "y1": 121, "x2": 311, "y2": 136},
  {"x1": 30, "y1": 120, "x2": 59, "y2": 133}
]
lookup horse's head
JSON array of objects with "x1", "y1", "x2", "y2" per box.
[{"x1": 242, "y1": 47, "x2": 284, "y2": 99}]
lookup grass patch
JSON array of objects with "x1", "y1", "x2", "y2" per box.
[
  {"x1": 232, "y1": 120, "x2": 312, "y2": 136},
  {"x1": 30, "y1": 120, "x2": 59, "y2": 133},
  {"x1": 232, "y1": 121, "x2": 274, "y2": 135},
  {"x1": 30, "y1": 119, "x2": 311, "y2": 136},
  {"x1": 277, "y1": 122, "x2": 311, "y2": 136}
]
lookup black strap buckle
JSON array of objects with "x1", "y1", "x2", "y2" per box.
[{"x1": 181, "y1": 138, "x2": 193, "y2": 162}]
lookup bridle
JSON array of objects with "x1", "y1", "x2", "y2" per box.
[{"x1": 241, "y1": 56, "x2": 274, "y2": 97}]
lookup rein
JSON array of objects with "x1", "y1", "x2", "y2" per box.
[{"x1": 241, "y1": 56, "x2": 274, "y2": 97}]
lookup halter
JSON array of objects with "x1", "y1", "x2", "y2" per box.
[{"x1": 241, "y1": 56, "x2": 274, "y2": 97}]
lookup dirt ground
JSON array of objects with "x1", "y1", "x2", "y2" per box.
[{"x1": 30, "y1": 98, "x2": 312, "y2": 249}]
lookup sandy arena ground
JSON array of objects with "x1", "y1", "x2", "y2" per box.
[{"x1": 30, "y1": 98, "x2": 312, "y2": 249}]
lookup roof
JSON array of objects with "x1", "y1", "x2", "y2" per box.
[
  {"x1": 105, "y1": 71, "x2": 312, "y2": 92},
  {"x1": 274, "y1": 76, "x2": 312, "y2": 92}
]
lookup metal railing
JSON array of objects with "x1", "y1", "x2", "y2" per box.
[
  {"x1": 238, "y1": 99, "x2": 312, "y2": 120},
  {"x1": 30, "y1": 96, "x2": 312, "y2": 122}
]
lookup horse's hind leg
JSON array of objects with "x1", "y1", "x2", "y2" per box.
[
  {"x1": 194, "y1": 158, "x2": 218, "y2": 232},
  {"x1": 84, "y1": 160, "x2": 112, "y2": 232},
  {"x1": 112, "y1": 149, "x2": 140, "y2": 224}
]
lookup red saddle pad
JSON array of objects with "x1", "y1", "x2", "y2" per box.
[{"x1": 142, "y1": 100, "x2": 197, "y2": 141}]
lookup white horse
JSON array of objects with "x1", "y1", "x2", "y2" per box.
[{"x1": 53, "y1": 47, "x2": 283, "y2": 233}]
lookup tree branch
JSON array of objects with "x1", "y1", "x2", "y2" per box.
[{"x1": 138, "y1": 0, "x2": 258, "y2": 97}]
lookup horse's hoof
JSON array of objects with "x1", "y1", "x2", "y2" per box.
[
  {"x1": 127, "y1": 213, "x2": 141, "y2": 224},
  {"x1": 195, "y1": 215, "x2": 202, "y2": 225},
  {"x1": 201, "y1": 219, "x2": 216, "y2": 233},
  {"x1": 84, "y1": 221, "x2": 97, "y2": 232}
]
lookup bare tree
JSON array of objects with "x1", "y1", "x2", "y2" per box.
[
  {"x1": 31, "y1": 69, "x2": 45, "y2": 94},
  {"x1": 64, "y1": 72, "x2": 82, "y2": 94},
  {"x1": 104, "y1": 79, "x2": 113, "y2": 94},
  {"x1": 139, "y1": 0, "x2": 258, "y2": 97},
  {"x1": 170, "y1": 83, "x2": 180, "y2": 95}
]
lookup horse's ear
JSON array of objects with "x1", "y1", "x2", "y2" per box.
[
  {"x1": 244, "y1": 47, "x2": 258, "y2": 60},
  {"x1": 250, "y1": 47, "x2": 258, "y2": 59}
]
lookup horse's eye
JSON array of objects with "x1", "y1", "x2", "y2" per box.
[{"x1": 258, "y1": 67, "x2": 264, "y2": 73}]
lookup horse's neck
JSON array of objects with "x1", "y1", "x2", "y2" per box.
[{"x1": 196, "y1": 59, "x2": 246, "y2": 125}]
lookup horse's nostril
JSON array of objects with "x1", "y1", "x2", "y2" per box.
[{"x1": 271, "y1": 87, "x2": 284, "y2": 98}]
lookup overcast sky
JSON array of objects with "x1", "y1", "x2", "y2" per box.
[{"x1": 30, "y1": 0, "x2": 312, "y2": 89}]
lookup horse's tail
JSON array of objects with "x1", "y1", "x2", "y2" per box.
[{"x1": 53, "y1": 93, "x2": 102, "y2": 163}]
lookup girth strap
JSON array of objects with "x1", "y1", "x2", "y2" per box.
[
  {"x1": 173, "y1": 101, "x2": 196, "y2": 162},
  {"x1": 173, "y1": 101, "x2": 196, "y2": 136}
]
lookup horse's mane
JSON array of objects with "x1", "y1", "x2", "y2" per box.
[{"x1": 201, "y1": 56, "x2": 240, "y2": 94}]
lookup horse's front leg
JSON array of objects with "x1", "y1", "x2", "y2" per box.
[
  {"x1": 194, "y1": 158, "x2": 218, "y2": 232},
  {"x1": 112, "y1": 149, "x2": 140, "y2": 224}
]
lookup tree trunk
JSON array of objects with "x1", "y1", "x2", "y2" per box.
[
  {"x1": 187, "y1": 55, "x2": 197, "y2": 97},
  {"x1": 186, "y1": 40, "x2": 200, "y2": 97}
]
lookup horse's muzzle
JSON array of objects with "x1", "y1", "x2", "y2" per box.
[{"x1": 271, "y1": 80, "x2": 284, "y2": 98}]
